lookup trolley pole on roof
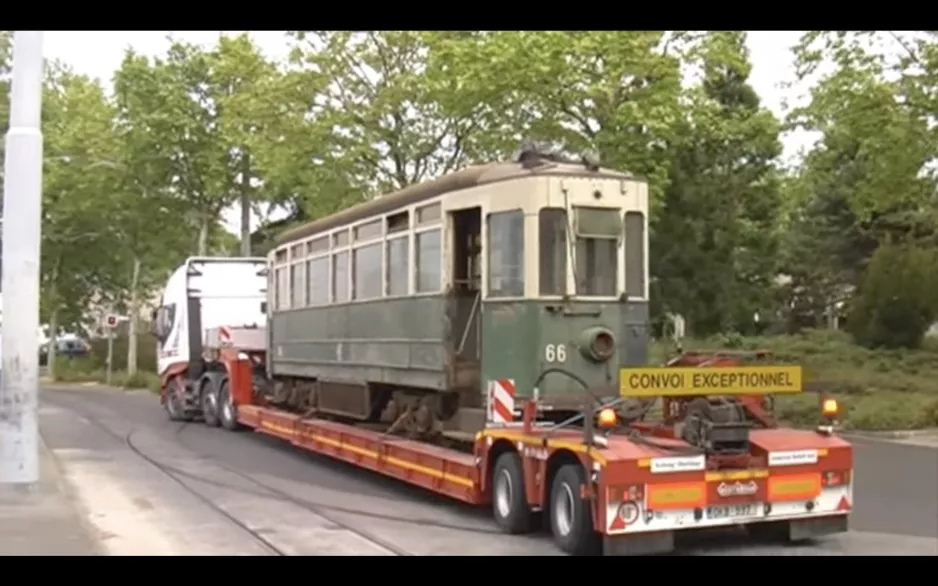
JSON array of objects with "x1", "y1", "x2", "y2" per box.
[{"x1": 0, "y1": 31, "x2": 45, "y2": 486}]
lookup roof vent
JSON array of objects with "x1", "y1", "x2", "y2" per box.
[{"x1": 513, "y1": 141, "x2": 602, "y2": 171}]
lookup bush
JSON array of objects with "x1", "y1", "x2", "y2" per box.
[
  {"x1": 848, "y1": 243, "x2": 938, "y2": 349},
  {"x1": 651, "y1": 329, "x2": 938, "y2": 430}
]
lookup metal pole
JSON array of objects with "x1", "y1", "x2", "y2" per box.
[
  {"x1": 105, "y1": 330, "x2": 113, "y2": 386},
  {"x1": 0, "y1": 31, "x2": 45, "y2": 485}
]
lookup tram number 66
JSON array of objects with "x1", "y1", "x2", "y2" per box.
[{"x1": 544, "y1": 344, "x2": 567, "y2": 363}]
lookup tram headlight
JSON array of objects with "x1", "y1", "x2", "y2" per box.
[{"x1": 579, "y1": 327, "x2": 616, "y2": 362}]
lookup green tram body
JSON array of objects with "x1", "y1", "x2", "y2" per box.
[{"x1": 266, "y1": 154, "x2": 649, "y2": 434}]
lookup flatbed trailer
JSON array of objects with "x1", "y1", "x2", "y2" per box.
[{"x1": 210, "y1": 349, "x2": 854, "y2": 556}]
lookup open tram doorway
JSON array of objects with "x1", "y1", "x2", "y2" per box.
[{"x1": 448, "y1": 206, "x2": 482, "y2": 407}]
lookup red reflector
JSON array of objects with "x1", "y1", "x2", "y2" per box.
[{"x1": 836, "y1": 496, "x2": 851, "y2": 511}]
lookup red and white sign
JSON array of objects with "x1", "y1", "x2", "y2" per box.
[
  {"x1": 487, "y1": 378, "x2": 516, "y2": 424},
  {"x1": 218, "y1": 327, "x2": 232, "y2": 345}
]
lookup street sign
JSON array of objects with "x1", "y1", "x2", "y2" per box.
[{"x1": 104, "y1": 314, "x2": 120, "y2": 329}]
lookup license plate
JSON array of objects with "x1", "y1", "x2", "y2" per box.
[{"x1": 707, "y1": 503, "x2": 759, "y2": 520}]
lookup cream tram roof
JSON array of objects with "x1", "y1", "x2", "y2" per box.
[{"x1": 275, "y1": 151, "x2": 638, "y2": 247}]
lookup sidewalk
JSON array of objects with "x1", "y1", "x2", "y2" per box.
[{"x1": 0, "y1": 438, "x2": 102, "y2": 556}]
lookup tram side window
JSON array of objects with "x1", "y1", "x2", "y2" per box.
[
  {"x1": 386, "y1": 236, "x2": 409, "y2": 296},
  {"x1": 307, "y1": 257, "x2": 329, "y2": 305},
  {"x1": 290, "y1": 263, "x2": 304, "y2": 308},
  {"x1": 333, "y1": 251, "x2": 350, "y2": 302},
  {"x1": 275, "y1": 266, "x2": 289, "y2": 310},
  {"x1": 624, "y1": 211, "x2": 646, "y2": 298},
  {"x1": 416, "y1": 230, "x2": 441, "y2": 293},
  {"x1": 488, "y1": 210, "x2": 525, "y2": 298},
  {"x1": 574, "y1": 207, "x2": 618, "y2": 296},
  {"x1": 353, "y1": 243, "x2": 382, "y2": 300},
  {"x1": 539, "y1": 208, "x2": 567, "y2": 296}
]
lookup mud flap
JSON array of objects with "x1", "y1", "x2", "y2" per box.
[
  {"x1": 603, "y1": 531, "x2": 674, "y2": 556},
  {"x1": 788, "y1": 515, "x2": 849, "y2": 541}
]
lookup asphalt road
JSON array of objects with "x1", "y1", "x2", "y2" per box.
[{"x1": 39, "y1": 386, "x2": 938, "y2": 555}]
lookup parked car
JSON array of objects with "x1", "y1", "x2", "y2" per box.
[{"x1": 39, "y1": 335, "x2": 89, "y2": 366}]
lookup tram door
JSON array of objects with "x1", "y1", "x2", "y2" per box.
[{"x1": 447, "y1": 206, "x2": 482, "y2": 405}]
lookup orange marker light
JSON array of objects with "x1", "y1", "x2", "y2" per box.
[
  {"x1": 597, "y1": 408, "x2": 617, "y2": 428},
  {"x1": 821, "y1": 398, "x2": 839, "y2": 417}
]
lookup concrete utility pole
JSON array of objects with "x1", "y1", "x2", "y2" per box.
[{"x1": 0, "y1": 31, "x2": 45, "y2": 485}]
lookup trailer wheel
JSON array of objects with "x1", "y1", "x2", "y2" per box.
[
  {"x1": 200, "y1": 376, "x2": 221, "y2": 428},
  {"x1": 491, "y1": 452, "x2": 532, "y2": 534},
  {"x1": 218, "y1": 380, "x2": 242, "y2": 432},
  {"x1": 165, "y1": 377, "x2": 192, "y2": 422},
  {"x1": 549, "y1": 463, "x2": 600, "y2": 555}
]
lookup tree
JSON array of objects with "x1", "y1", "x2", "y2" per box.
[
  {"x1": 284, "y1": 31, "x2": 492, "y2": 199},
  {"x1": 783, "y1": 32, "x2": 938, "y2": 333},
  {"x1": 113, "y1": 42, "x2": 231, "y2": 255},
  {"x1": 41, "y1": 64, "x2": 125, "y2": 375},
  {"x1": 848, "y1": 242, "x2": 938, "y2": 349},
  {"x1": 209, "y1": 34, "x2": 279, "y2": 256},
  {"x1": 423, "y1": 31, "x2": 689, "y2": 201},
  {"x1": 652, "y1": 32, "x2": 785, "y2": 335}
]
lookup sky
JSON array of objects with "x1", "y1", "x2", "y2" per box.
[{"x1": 41, "y1": 30, "x2": 815, "y2": 232}]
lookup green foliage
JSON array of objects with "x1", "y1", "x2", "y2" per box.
[
  {"x1": 654, "y1": 330, "x2": 938, "y2": 430},
  {"x1": 848, "y1": 244, "x2": 938, "y2": 349}
]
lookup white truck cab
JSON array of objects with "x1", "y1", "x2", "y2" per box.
[{"x1": 152, "y1": 257, "x2": 267, "y2": 379}]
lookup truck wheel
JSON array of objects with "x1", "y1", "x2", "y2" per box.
[
  {"x1": 201, "y1": 376, "x2": 221, "y2": 427},
  {"x1": 165, "y1": 377, "x2": 192, "y2": 422},
  {"x1": 549, "y1": 463, "x2": 600, "y2": 555},
  {"x1": 218, "y1": 380, "x2": 242, "y2": 432},
  {"x1": 491, "y1": 452, "x2": 532, "y2": 534}
]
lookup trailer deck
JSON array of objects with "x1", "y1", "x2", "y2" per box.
[{"x1": 237, "y1": 402, "x2": 853, "y2": 550}]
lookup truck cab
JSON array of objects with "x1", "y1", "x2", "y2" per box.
[{"x1": 151, "y1": 257, "x2": 267, "y2": 417}]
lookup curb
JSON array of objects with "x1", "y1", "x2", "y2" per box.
[{"x1": 843, "y1": 428, "x2": 938, "y2": 439}]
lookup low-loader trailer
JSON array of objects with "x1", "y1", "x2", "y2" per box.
[
  {"x1": 151, "y1": 257, "x2": 852, "y2": 556},
  {"x1": 152, "y1": 152, "x2": 851, "y2": 556}
]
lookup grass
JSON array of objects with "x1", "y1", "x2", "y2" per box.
[
  {"x1": 652, "y1": 329, "x2": 938, "y2": 431},
  {"x1": 50, "y1": 329, "x2": 938, "y2": 430},
  {"x1": 50, "y1": 357, "x2": 161, "y2": 393}
]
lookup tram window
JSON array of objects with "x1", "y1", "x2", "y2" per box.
[
  {"x1": 387, "y1": 211, "x2": 409, "y2": 235},
  {"x1": 290, "y1": 263, "x2": 304, "y2": 307},
  {"x1": 333, "y1": 230, "x2": 350, "y2": 248},
  {"x1": 417, "y1": 203, "x2": 441, "y2": 226},
  {"x1": 275, "y1": 267, "x2": 289, "y2": 310},
  {"x1": 416, "y1": 230, "x2": 441, "y2": 293},
  {"x1": 575, "y1": 238, "x2": 617, "y2": 296},
  {"x1": 353, "y1": 243, "x2": 382, "y2": 300},
  {"x1": 624, "y1": 211, "x2": 646, "y2": 298},
  {"x1": 275, "y1": 249, "x2": 288, "y2": 264},
  {"x1": 539, "y1": 208, "x2": 567, "y2": 296},
  {"x1": 333, "y1": 251, "x2": 350, "y2": 302},
  {"x1": 488, "y1": 210, "x2": 525, "y2": 298},
  {"x1": 386, "y1": 236, "x2": 409, "y2": 295},
  {"x1": 354, "y1": 220, "x2": 382, "y2": 242},
  {"x1": 290, "y1": 244, "x2": 305, "y2": 260},
  {"x1": 307, "y1": 257, "x2": 329, "y2": 305},
  {"x1": 307, "y1": 236, "x2": 329, "y2": 255}
]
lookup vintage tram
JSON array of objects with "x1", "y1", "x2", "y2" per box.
[{"x1": 264, "y1": 147, "x2": 649, "y2": 439}]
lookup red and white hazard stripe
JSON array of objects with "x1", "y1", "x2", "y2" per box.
[
  {"x1": 487, "y1": 379, "x2": 516, "y2": 424},
  {"x1": 218, "y1": 327, "x2": 232, "y2": 344}
]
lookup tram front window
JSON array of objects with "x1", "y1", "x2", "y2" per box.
[{"x1": 574, "y1": 207, "x2": 619, "y2": 297}]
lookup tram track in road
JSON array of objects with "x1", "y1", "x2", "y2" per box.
[
  {"x1": 169, "y1": 420, "x2": 507, "y2": 538},
  {"x1": 63, "y1": 402, "x2": 411, "y2": 556},
  {"x1": 58, "y1": 397, "x2": 510, "y2": 556}
]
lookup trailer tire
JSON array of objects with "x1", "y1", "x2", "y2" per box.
[
  {"x1": 200, "y1": 376, "x2": 221, "y2": 428},
  {"x1": 491, "y1": 452, "x2": 532, "y2": 534},
  {"x1": 218, "y1": 380, "x2": 242, "y2": 432},
  {"x1": 549, "y1": 463, "x2": 600, "y2": 556}
]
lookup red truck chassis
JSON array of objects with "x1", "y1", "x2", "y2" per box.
[{"x1": 166, "y1": 348, "x2": 853, "y2": 556}]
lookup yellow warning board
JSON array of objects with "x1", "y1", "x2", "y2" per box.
[{"x1": 619, "y1": 365, "x2": 803, "y2": 397}]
